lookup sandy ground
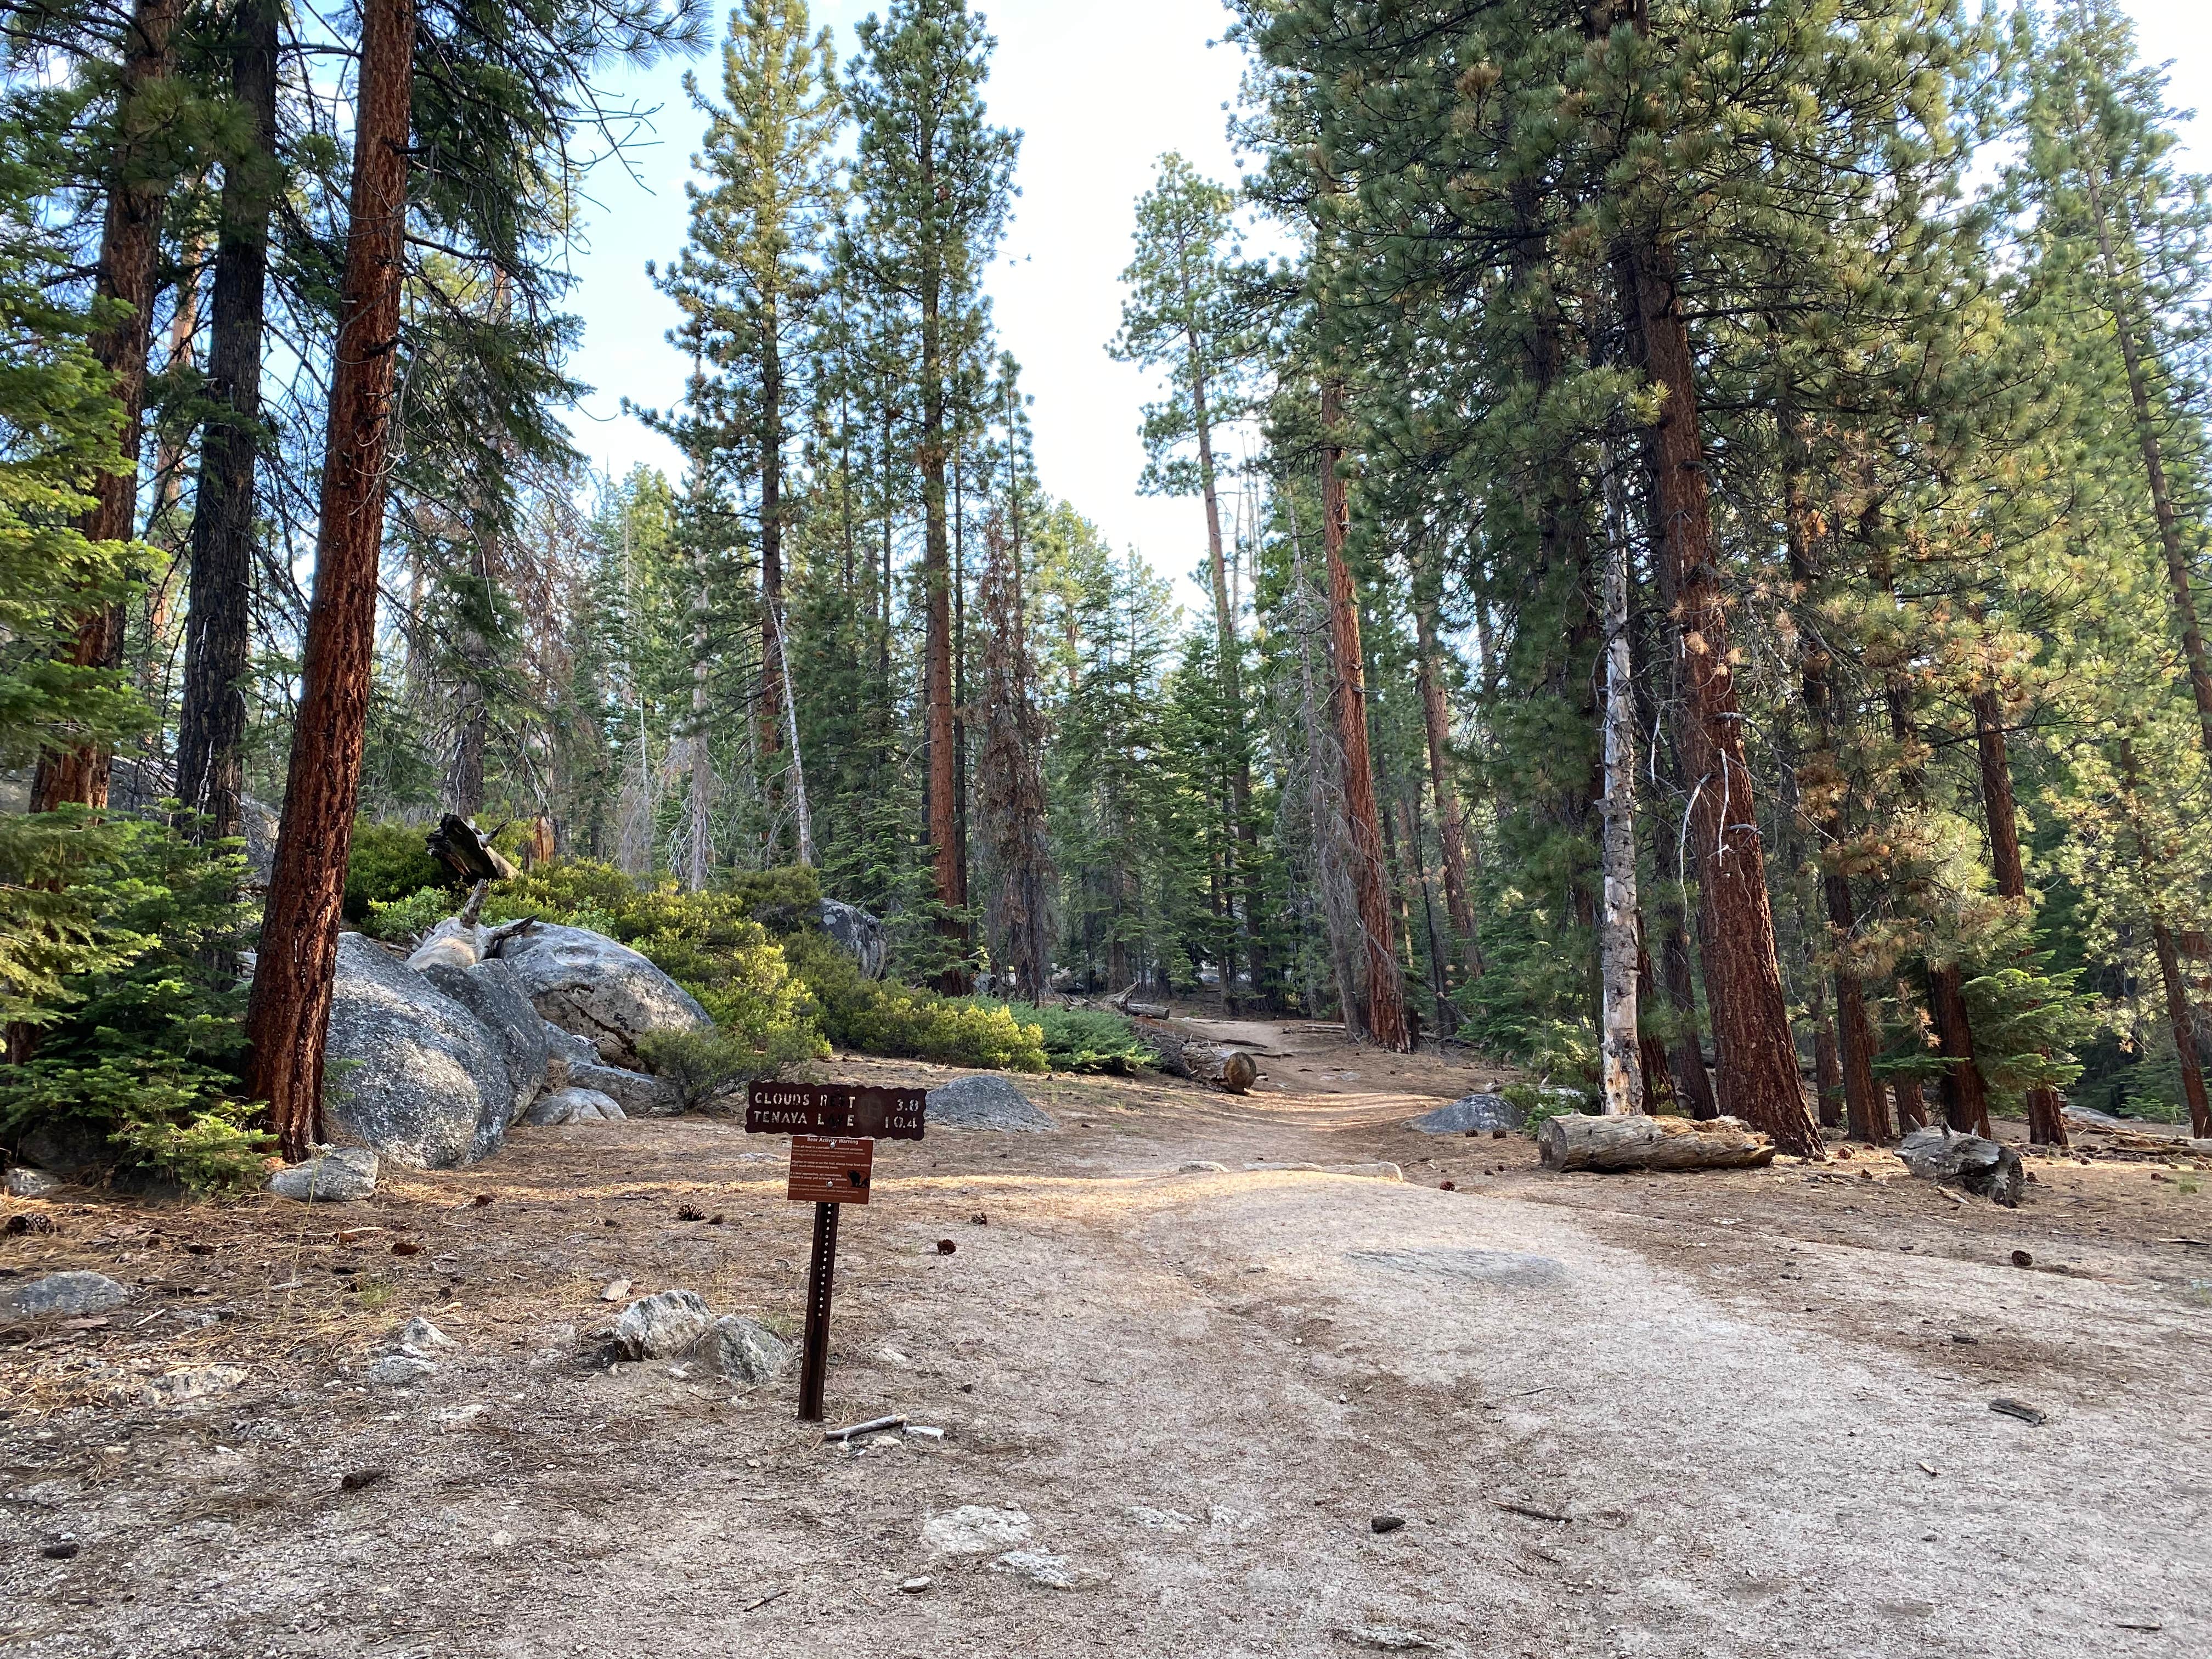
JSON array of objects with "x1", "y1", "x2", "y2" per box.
[{"x1": 3, "y1": 1019, "x2": 2208, "y2": 1658}]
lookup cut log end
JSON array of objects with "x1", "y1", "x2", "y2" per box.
[{"x1": 1538, "y1": 1111, "x2": 1775, "y2": 1173}]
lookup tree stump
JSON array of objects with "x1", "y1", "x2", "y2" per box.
[
  {"x1": 425, "y1": 814, "x2": 517, "y2": 885},
  {"x1": 1538, "y1": 1112, "x2": 1775, "y2": 1172}
]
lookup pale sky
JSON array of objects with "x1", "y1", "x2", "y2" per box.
[{"x1": 556, "y1": 0, "x2": 2212, "y2": 611}]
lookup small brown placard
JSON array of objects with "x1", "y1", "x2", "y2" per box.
[
  {"x1": 747, "y1": 1082, "x2": 925, "y2": 1141},
  {"x1": 787, "y1": 1135, "x2": 874, "y2": 1205}
]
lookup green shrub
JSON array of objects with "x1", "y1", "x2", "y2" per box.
[
  {"x1": 719, "y1": 864, "x2": 822, "y2": 932},
  {"x1": 636, "y1": 1028, "x2": 785, "y2": 1108},
  {"x1": 1506, "y1": 1082, "x2": 1592, "y2": 1138},
  {"x1": 364, "y1": 884, "x2": 458, "y2": 945},
  {"x1": 0, "y1": 809, "x2": 268, "y2": 1191},
  {"x1": 783, "y1": 930, "x2": 1049, "y2": 1071},
  {"x1": 484, "y1": 860, "x2": 826, "y2": 1075},
  {"x1": 345, "y1": 820, "x2": 454, "y2": 922},
  {"x1": 958, "y1": 998, "x2": 1150, "y2": 1073}
]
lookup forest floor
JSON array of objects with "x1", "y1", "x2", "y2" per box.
[{"x1": 3, "y1": 1014, "x2": 2208, "y2": 1658}]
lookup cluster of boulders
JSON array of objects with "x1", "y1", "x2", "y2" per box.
[
  {"x1": 606, "y1": 1287, "x2": 792, "y2": 1384},
  {"x1": 318, "y1": 918, "x2": 710, "y2": 1173}
]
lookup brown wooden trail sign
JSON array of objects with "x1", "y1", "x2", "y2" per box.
[
  {"x1": 746, "y1": 1081, "x2": 927, "y2": 1421},
  {"x1": 746, "y1": 1082, "x2": 925, "y2": 1140}
]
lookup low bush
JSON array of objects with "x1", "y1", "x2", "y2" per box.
[
  {"x1": 782, "y1": 930, "x2": 1049, "y2": 1071},
  {"x1": 957, "y1": 998, "x2": 1150, "y2": 1073},
  {"x1": 0, "y1": 809, "x2": 268, "y2": 1191},
  {"x1": 635, "y1": 1028, "x2": 785, "y2": 1108},
  {"x1": 363, "y1": 884, "x2": 456, "y2": 945},
  {"x1": 345, "y1": 820, "x2": 455, "y2": 923}
]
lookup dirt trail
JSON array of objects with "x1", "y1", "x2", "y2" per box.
[{"x1": 3, "y1": 1023, "x2": 2207, "y2": 1657}]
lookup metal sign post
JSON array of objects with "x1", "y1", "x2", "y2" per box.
[{"x1": 745, "y1": 1082, "x2": 926, "y2": 1422}]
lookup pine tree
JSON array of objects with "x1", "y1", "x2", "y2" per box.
[
  {"x1": 659, "y1": 0, "x2": 842, "y2": 857},
  {"x1": 843, "y1": 0, "x2": 1017, "y2": 984}
]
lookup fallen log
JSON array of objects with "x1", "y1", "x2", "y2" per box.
[
  {"x1": 1139, "y1": 1025, "x2": 1259, "y2": 1094},
  {"x1": 425, "y1": 814, "x2": 518, "y2": 885},
  {"x1": 1538, "y1": 1112, "x2": 1775, "y2": 1173},
  {"x1": 1109, "y1": 983, "x2": 1172, "y2": 1019}
]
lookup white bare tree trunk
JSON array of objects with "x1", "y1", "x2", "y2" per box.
[{"x1": 1598, "y1": 446, "x2": 1643, "y2": 1116}]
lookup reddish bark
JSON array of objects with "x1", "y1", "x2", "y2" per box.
[
  {"x1": 32, "y1": 0, "x2": 185, "y2": 811},
  {"x1": 1780, "y1": 437, "x2": 1889, "y2": 1144},
  {"x1": 1893, "y1": 1077, "x2": 1929, "y2": 1132},
  {"x1": 1624, "y1": 244, "x2": 1816, "y2": 1155},
  {"x1": 1321, "y1": 382, "x2": 1409, "y2": 1052},
  {"x1": 1927, "y1": 963, "x2": 1994, "y2": 1137},
  {"x1": 2154, "y1": 923, "x2": 2212, "y2": 1139},
  {"x1": 244, "y1": 0, "x2": 416, "y2": 1159}
]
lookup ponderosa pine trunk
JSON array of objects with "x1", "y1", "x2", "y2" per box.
[
  {"x1": 32, "y1": 0, "x2": 185, "y2": 812},
  {"x1": 1781, "y1": 438, "x2": 1888, "y2": 1143},
  {"x1": 1973, "y1": 686, "x2": 2070, "y2": 1146},
  {"x1": 1927, "y1": 962, "x2": 1994, "y2": 1137},
  {"x1": 1321, "y1": 382, "x2": 1410, "y2": 1052},
  {"x1": 244, "y1": 0, "x2": 415, "y2": 1160},
  {"x1": 175, "y1": 0, "x2": 280, "y2": 841},
  {"x1": 2153, "y1": 921, "x2": 2212, "y2": 1138},
  {"x1": 2120, "y1": 738, "x2": 2212, "y2": 1136},
  {"x1": 1624, "y1": 243, "x2": 1817, "y2": 1155}
]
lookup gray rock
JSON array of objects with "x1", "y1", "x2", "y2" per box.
[
  {"x1": 566, "y1": 1060, "x2": 682, "y2": 1119},
  {"x1": 817, "y1": 899, "x2": 890, "y2": 980},
  {"x1": 417, "y1": 957, "x2": 550, "y2": 1123},
  {"x1": 991, "y1": 1549, "x2": 1075, "y2": 1589},
  {"x1": 611, "y1": 1289, "x2": 713, "y2": 1360},
  {"x1": 5, "y1": 1167, "x2": 63, "y2": 1198},
  {"x1": 366, "y1": 1354, "x2": 436, "y2": 1387},
  {"x1": 324, "y1": 932, "x2": 526, "y2": 1168},
  {"x1": 923, "y1": 1505, "x2": 1032, "y2": 1555},
  {"x1": 1408, "y1": 1092, "x2": 1522, "y2": 1134},
  {"x1": 490, "y1": 923, "x2": 712, "y2": 1069},
  {"x1": 523, "y1": 1087, "x2": 628, "y2": 1127},
  {"x1": 927, "y1": 1074, "x2": 1054, "y2": 1132},
  {"x1": 1897, "y1": 1125, "x2": 2025, "y2": 1207},
  {"x1": 399, "y1": 1316, "x2": 454, "y2": 1357},
  {"x1": 266, "y1": 1148, "x2": 379, "y2": 1202},
  {"x1": 14, "y1": 1117, "x2": 104, "y2": 1180},
  {"x1": 145, "y1": 1365, "x2": 247, "y2": 1407},
  {"x1": 542, "y1": 1022, "x2": 603, "y2": 1086},
  {"x1": 695, "y1": 1314, "x2": 792, "y2": 1385},
  {"x1": 3, "y1": 1272, "x2": 129, "y2": 1321}
]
